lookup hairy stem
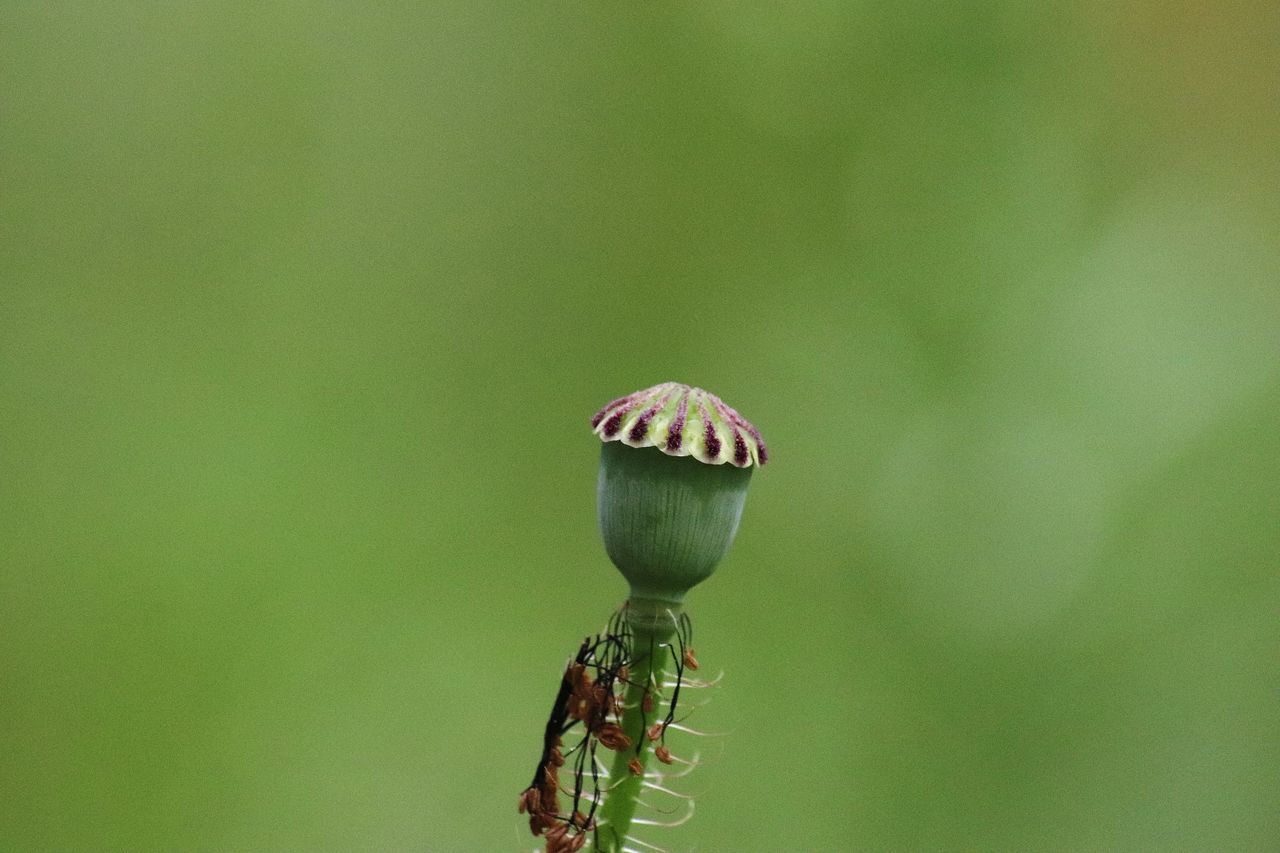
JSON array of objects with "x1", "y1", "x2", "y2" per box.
[{"x1": 596, "y1": 599, "x2": 678, "y2": 851}]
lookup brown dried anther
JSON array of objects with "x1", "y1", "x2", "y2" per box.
[{"x1": 593, "y1": 722, "x2": 632, "y2": 751}]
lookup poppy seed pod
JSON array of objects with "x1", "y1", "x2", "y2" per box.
[{"x1": 592, "y1": 383, "x2": 767, "y2": 614}]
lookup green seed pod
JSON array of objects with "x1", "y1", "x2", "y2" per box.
[{"x1": 591, "y1": 383, "x2": 768, "y2": 616}]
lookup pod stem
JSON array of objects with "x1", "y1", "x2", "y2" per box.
[{"x1": 595, "y1": 600, "x2": 679, "y2": 852}]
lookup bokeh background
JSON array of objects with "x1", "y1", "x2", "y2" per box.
[{"x1": 2, "y1": 4, "x2": 1277, "y2": 850}]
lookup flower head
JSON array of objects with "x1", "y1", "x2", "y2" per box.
[
  {"x1": 593, "y1": 382, "x2": 767, "y2": 608},
  {"x1": 591, "y1": 382, "x2": 768, "y2": 468}
]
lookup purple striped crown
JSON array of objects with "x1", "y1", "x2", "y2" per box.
[{"x1": 591, "y1": 382, "x2": 768, "y2": 468}]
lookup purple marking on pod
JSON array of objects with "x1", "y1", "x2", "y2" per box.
[
  {"x1": 666, "y1": 394, "x2": 688, "y2": 452},
  {"x1": 732, "y1": 431, "x2": 749, "y2": 466},
  {"x1": 717, "y1": 398, "x2": 768, "y2": 466},
  {"x1": 602, "y1": 409, "x2": 627, "y2": 438},
  {"x1": 591, "y1": 394, "x2": 633, "y2": 429},
  {"x1": 702, "y1": 413, "x2": 721, "y2": 459},
  {"x1": 737, "y1": 418, "x2": 767, "y2": 464},
  {"x1": 628, "y1": 412, "x2": 651, "y2": 442},
  {"x1": 627, "y1": 393, "x2": 670, "y2": 443}
]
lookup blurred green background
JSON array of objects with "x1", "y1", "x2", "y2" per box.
[{"x1": 2, "y1": 4, "x2": 1277, "y2": 851}]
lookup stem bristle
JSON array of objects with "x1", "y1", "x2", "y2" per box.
[{"x1": 520, "y1": 606, "x2": 715, "y2": 852}]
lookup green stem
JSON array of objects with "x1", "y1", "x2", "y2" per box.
[{"x1": 596, "y1": 598, "x2": 678, "y2": 851}]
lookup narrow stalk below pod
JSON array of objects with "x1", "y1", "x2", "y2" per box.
[{"x1": 592, "y1": 382, "x2": 768, "y2": 629}]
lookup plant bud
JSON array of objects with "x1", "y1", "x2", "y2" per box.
[{"x1": 592, "y1": 382, "x2": 767, "y2": 609}]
